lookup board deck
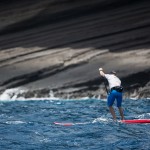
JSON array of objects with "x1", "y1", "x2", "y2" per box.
[{"x1": 121, "y1": 119, "x2": 150, "y2": 124}]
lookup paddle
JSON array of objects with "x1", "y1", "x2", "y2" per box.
[{"x1": 103, "y1": 77, "x2": 109, "y2": 94}]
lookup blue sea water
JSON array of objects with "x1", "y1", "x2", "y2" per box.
[{"x1": 0, "y1": 98, "x2": 150, "y2": 150}]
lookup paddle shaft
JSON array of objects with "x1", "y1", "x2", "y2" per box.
[{"x1": 103, "y1": 77, "x2": 109, "y2": 94}]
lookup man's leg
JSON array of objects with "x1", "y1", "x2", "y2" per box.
[
  {"x1": 118, "y1": 107, "x2": 124, "y2": 120},
  {"x1": 107, "y1": 92, "x2": 116, "y2": 120},
  {"x1": 109, "y1": 106, "x2": 117, "y2": 120},
  {"x1": 116, "y1": 92, "x2": 124, "y2": 120}
]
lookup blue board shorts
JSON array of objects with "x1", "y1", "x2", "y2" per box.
[{"x1": 107, "y1": 90, "x2": 123, "y2": 107}]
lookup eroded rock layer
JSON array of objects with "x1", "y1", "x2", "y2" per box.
[{"x1": 0, "y1": 0, "x2": 150, "y2": 99}]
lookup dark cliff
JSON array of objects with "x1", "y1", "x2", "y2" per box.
[{"x1": 0, "y1": 0, "x2": 150, "y2": 99}]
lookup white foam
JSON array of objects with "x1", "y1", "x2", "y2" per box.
[
  {"x1": 92, "y1": 117, "x2": 109, "y2": 123},
  {"x1": 6, "y1": 120, "x2": 26, "y2": 124},
  {"x1": 0, "y1": 88, "x2": 149, "y2": 101},
  {"x1": 0, "y1": 88, "x2": 60, "y2": 101},
  {"x1": 137, "y1": 113, "x2": 150, "y2": 119},
  {"x1": 0, "y1": 88, "x2": 27, "y2": 101}
]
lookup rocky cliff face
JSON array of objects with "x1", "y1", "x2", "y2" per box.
[{"x1": 0, "y1": 0, "x2": 150, "y2": 99}]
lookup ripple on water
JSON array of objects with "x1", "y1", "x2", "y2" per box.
[{"x1": 0, "y1": 99, "x2": 149, "y2": 150}]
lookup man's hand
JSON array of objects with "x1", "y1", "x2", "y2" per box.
[
  {"x1": 99, "y1": 68, "x2": 103, "y2": 71},
  {"x1": 99, "y1": 68, "x2": 105, "y2": 77}
]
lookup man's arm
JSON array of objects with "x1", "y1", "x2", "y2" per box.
[
  {"x1": 99, "y1": 68, "x2": 105, "y2": 77},
  {"x1": 99, "y1": 68, "x2": 109, "y2": 94}
]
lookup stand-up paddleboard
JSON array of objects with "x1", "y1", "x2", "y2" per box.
[
  {"x1": 54, "y1": 119, "x2": 150, "y2": 126},
  {"x1": 121, "y1": 119, "x2": 150, "y2": 124}
]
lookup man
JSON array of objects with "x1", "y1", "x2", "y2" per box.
[{"x1": 99, "y1": 68, "x2": 124, "y2": 120}]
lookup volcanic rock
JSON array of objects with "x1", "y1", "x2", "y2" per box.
[{"x1": 0, "y1": 0, "x2": 150, "y2": 99}]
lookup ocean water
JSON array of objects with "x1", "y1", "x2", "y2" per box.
[{"x1": 0, "y1": 98, "x2": 150, "y2": 150}]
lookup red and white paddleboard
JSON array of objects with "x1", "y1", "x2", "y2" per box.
[
  {"x1": 54, "y1": 119, "x2": 150, "y2": 126},
  {"x1": 121, "y1": 119, "x2": 150, "y2": 124}
]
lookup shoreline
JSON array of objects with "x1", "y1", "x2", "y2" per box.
[{"x1": 0, "y1": 86, "x2": 149, "y2": 101}]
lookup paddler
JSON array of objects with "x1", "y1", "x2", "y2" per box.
[{"x1": 99, "y1": 68, "x2": 124, "y2": 120}]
